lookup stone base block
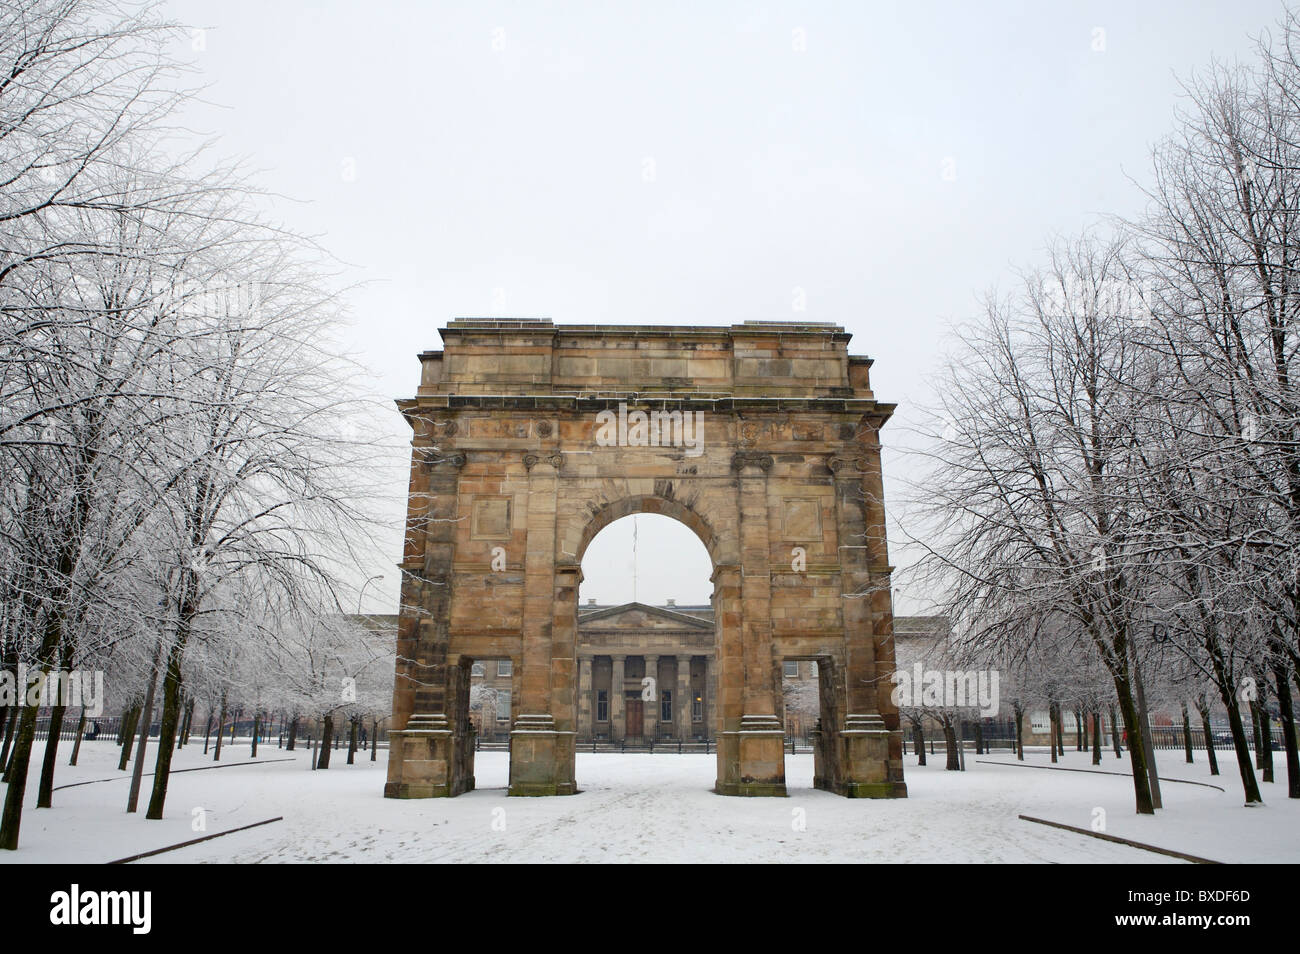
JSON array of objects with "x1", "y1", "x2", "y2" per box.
[
  {"x1": 715, "y1": 714, "x2": 788, "y2": 796},
  {"x1": 509, "y1": 714, "x2": 578, "y2": 796},
  {"x1": 383, "y1": 714, "x2": 475, "y2": 799},
  {"x1": 836, "y1": 712, "x2": 908, "y2": 799}
]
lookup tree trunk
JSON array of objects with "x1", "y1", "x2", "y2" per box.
[
  {"x1": 179, "y1": 695, "x2": 195, "y2": 748},
  {"x1": 1260, "y1": 708, "x2": 1274, "y2": 784},
  {"x1": 1109, "y1": 703, "x2": 1122, "y2": 757},
  {"x1": 371, "y1": 719, "x2": 378, "y2": 762},
  {"x1": 1202, "y1": 617, "x2": 1260, "y2": 801},
  {"x1": 0, "y1": 611, "x2": 67, "y2": 849},
  {"x1": 1014, "y1": 706, "x2": 1024, "y2": 761},
  {"x1": 286, "y1": 716, "x2": 298, "y2": 752},
  {"x1": 911, "y1": 721, "x2": 926, "y2": 766},
  {"x1": 1091, "y1": 711, "x2": 1102, "y2": 765},
  {"x1": 1074, "y1": 709, "x2": 1083, "y2": 751},
  {"x1": 1251, "y1": 699, "x2": 1266, "y2": 770},
  {"x1": 213, "y1": 690, "x2": 227, "y2": 762},
  {"x1": 943, "y1": 718, "x2": 959, "y2": 771},
  {"x1": 974, "y1": 720, "x2": 984, "y2": 755},
  {"x1": 117, "y1": 703, "x2": 140, "y2": 771},
  {"x1": 146, "y1": 620, "x2": 192, "y2": 820},
  {"x1": 318, "y1": 714, "x2": 334, "y2": 769},
  {"x1": 36, "y1": 644, "x2": 74, "y2": 807},
  {"x1": 1112, "y1": 674, "x2": 1155, "y2": 815},
  {"x1": 37, "y1": 640, "x2": 79, "y2": 803},
  {"x1": 202, "y1": 709, "x2": 213, "y2": 755},
  {"x1": 1198, "y1": 701, "x2": 1219, "y2": 777},
  {"x1": 347, "y1": 716, "x2": 358, "y2": 765},
  {"x1": 0, "y1": 687, "x2": 44, "y2": 848},
  {"x1": 1273, "y1": 659, "x2": 1300, "y2": 798},
  {"x1": 69, "y1": 710, "x2": 86, "y2": 767},
  {"x1": 1182, "y1": 702, "x2": 1194, "y2": 764},
  {"x1": 1221, "y1": 691, "x2": 1262, "y2": 803},
  {"x1": 127, "y1": 637, "x2": 164, "y2": 814},
  {"x1": 0, "y1": 704, "x2": 18, "y2": 776},
  {"x1": 1049, "y1": 704, "x2": 1058, "y2": 764},
  {"x1": 251, "y1": 712, "x2": 260, "y2": 758}
]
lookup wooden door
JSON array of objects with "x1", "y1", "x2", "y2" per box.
[{"x1": 626, "y1": 698, "x2": 643, "y2": 738}]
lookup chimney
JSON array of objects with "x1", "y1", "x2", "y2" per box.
[
  {"x1": 666, "y1": 599, "x2": 675, "y2": 607},
  {"x1": 587, "y1": 598, "x2": 596, "y2": 606}
]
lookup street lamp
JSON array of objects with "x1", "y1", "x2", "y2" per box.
[{"x1": 357, "y1": 574, "x2": 385, "y2": 615}]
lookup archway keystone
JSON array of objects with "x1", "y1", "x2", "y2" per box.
[{"x1": 384, "y1": 319, "x2": 907, "y2": 799}]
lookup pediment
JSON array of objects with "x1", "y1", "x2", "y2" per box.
[{"x1": 578, "y1": 602, "x2": 714, "y2": 631}]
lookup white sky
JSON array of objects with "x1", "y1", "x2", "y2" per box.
[{"x1": 162, "y1": 0, "x2": 1291, "y2": 613}]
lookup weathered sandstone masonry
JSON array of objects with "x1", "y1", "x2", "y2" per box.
[{"x1": 384, "y1": 318, "x2": 907, "y2": 799}]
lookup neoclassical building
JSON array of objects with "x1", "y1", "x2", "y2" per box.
[
  {"x1": 470, "y1": 599, "x2": 717, "y2": 742},
  {"x1": 469, "y1": 600, "x2": 927, "y2": 744}
]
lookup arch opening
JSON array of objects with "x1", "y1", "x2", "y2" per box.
[{"x1": 572, "y1": 508, "x2": 719, "y2": 766}]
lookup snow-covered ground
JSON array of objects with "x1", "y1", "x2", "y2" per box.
[{"x1": 1, "y1": 741, "x2": 1295, "y2": 863}]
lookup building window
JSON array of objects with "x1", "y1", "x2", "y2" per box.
[
  {"x1": 810, "y1": 661, "x2": 818, "y2": 678},
  {"x1": 661, "y1": 690, "x2": 672, "y2": 723},
  {"x1": 497, "y1": 659, "x2": 512, "y2": 677},
  {"x1": 692, "y1": 693, "x2": 703, "y2": 722},
  {"x1": 783, "y1": 660, "x2": 799, "y2": 678},
  {"x1": 597, "y1": 690, "x2": 609, "y2": 722},
  {"x1": 497, "y1": 690, "x2": 511, "y2": 723},
  {"x1": 471, "y1": 662, "x2": 484, "y2": 676}
]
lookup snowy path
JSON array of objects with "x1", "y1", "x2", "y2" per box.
[{"x1": 1, "y1": 742, "x2": 1294, "y2": 863}]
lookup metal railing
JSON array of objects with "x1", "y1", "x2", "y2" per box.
[
  {"x1": 473, "y1": 737, "x2": 819, "y2": 755},
  {"x1": 900, "y1": 721, "x2": 1290, "y2": 754}
]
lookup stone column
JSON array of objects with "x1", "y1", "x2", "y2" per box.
[
  {"x1": 714, "y1": 452, "x2": 785, "y2": 795},
  {"x1": 611, "y1": 654, "x2": 626, "y2": 742},
  {"x1": 550, "y1": 561, "x2": 581, "y2": 732},
  {"x1": 385, "y1": 446, "x2": 471, "y2": 799},
  {"x1": 644, "y1": 653, "x2": 659, "y2": 740},
  {"x1": 827, "y1": 448, "x2": 900, "y2": 797},
  {"x1": 860, "y1": 423, "x2": 906, "y2": 796},
  {"x1": 578, "y1": 655, "x2": 593, "y2": 740},
  {"x1": 676, "y1": 655, "x2": 691, "y2": 740},
  {"x1": 508, "y1": 452, "x2": 576, "y2": 796},
  {"x1": 705, "y1": 656, "x2": 717, "y2": 742}
]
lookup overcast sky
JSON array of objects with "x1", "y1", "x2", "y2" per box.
[{"x1": 164, "y1": 0, "x2": 1291, "y2": 612}]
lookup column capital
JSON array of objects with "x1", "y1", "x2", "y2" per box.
[
  {"x1": 523, "y1": 451, "x2": 563, "y2": 472},
  {"x1": 426, "y1": 451, "x2": 467, "y2": 469},
  {"x1": 827, "y1": 455, "x2": 868, "y2": 476},
  {"x1": 731, "y1": 451, "x2": 773, "y2": 473}
]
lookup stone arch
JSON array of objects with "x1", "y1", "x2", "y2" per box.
[
  {"x1": 564, "y1": 483, "x2": 733, "y2": 569},
  {"x1": 384, "y1": 318, "x2": 907, "y2": 803}
]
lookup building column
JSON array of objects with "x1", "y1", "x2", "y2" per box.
[
  {"x1": 508, "y1": 453, "x2": 576, "y2": 796},
  {"x1": 644, "y1": 653, "x2": 659, "y2": 740},
  {"x1": 611, "y1": 654, "x2": 626, "y2": 742},
  {"x1": 578, "y1": 655, "x2": 593, "y2": 740},
  {"x1": 827, "y1": 445, "x2": 903, "y2": 798},
  {"x1": 716, "y1": 451, "x2": 785, "y2": 795},
  {"x1": 676, "y1": 656, "x2": 691, "y2": 740},
  {"x1": 385, "y1": 447, "x2": 471, "y2": 799},
  {"x1": 705, "y1": 656, "x2": 717, "y2": 742}
]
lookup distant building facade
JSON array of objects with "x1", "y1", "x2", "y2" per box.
[{"x1": 469, "y1": 602, "x2": 928, "y2": 743}]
